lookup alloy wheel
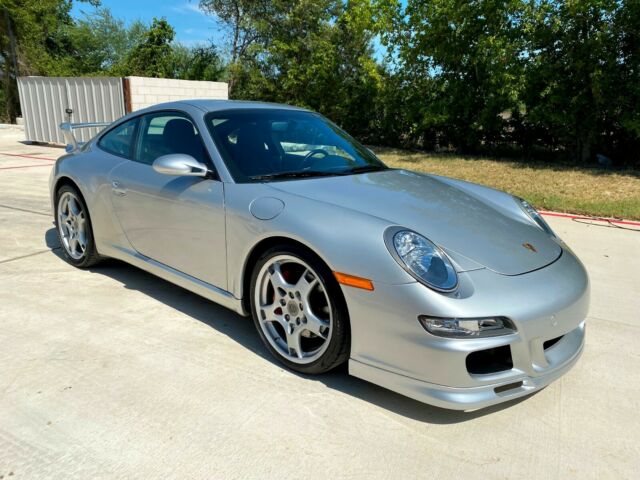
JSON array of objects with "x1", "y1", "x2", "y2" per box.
[
  {"x1": 254, "y1": 254, "x2": 333, "y2": 364},
  {"x1": 57, "y1": 191, "x2": 88, "y2": 260}
]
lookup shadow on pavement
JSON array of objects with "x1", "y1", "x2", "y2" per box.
[
  {"x1": 45, "y1": 225, "x2": 60, "y2": 249},
  {"x1": 45, "y1": 227, "x2": 533, "y2": 424}
]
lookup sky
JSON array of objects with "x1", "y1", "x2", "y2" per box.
[{"x1": 71, "y1": 0, "x2": 226, "y2": 47}]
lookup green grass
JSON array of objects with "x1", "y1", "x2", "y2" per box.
[{"x1": 373, "y1": 147, "x2": 640, "y2": 221}]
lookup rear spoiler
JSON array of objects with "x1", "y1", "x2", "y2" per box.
[{"x1": 60, "y1": 122, "x2": 111, "y2": 153}]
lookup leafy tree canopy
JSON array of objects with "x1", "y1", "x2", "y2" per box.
[
  {"x1": 1, "y1": 0, "x2": 639, "y2": 166},
  {"x1": 121, "y1": 17, "x2": 175, "y2": 78}
]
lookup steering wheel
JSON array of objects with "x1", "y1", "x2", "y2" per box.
[{"x1": 301, "y1": 149, "x2": 329, "y2": 169}]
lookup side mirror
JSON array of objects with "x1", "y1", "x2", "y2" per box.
[{"x1": 152, "y1": 154, "x2": 209, "y2": 177}]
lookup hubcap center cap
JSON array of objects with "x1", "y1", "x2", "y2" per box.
[{"x1": 287, "y1": 300, "x2": 299, "y2": 316}]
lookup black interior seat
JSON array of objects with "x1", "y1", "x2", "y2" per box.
[
  {"x1": 162, "y1": 118, "x2": 204, "y2": 162},
  {"x1": 233, "y1": 123, "x2": 275, "y2": 176}
]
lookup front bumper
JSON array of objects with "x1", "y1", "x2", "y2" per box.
[
  {"x1": 344, "y1": 247, "x2": 590, "y2": 411},
  {"x1": 350, "y1": 321, "x2": 584, "y2": 411}
]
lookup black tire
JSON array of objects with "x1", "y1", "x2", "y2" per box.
[
  {"x1": 249, "y1": 244, "x2": 350, "y2": 374},
  {"x1": 54, "y1": 184, "x2": 101, "y2": 268}
]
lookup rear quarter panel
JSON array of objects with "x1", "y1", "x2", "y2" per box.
[{"x1": 51, "y1": 144, "x2": 129, "y2": 253}]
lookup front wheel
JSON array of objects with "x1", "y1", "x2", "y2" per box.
[{"x1": 249, "y1": 245, "x2": 350, "y2": 374}]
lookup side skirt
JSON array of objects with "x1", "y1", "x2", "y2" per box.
[{"x1": 101, "y1": 244, "x2": 248, "y2": 316}]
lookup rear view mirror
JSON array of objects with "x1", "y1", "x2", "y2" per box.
[{"x1": 152, "y1": 154, "x2": 208, "y2": 177}]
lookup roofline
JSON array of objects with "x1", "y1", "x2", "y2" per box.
[{"x1": 151, "y1": 99, "x2": 311, "y2": 114}]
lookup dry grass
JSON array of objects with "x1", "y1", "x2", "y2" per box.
[{"x1": 373, "y1": 147, "x2": 640, "y2": 220}]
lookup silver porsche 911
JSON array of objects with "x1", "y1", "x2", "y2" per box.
[{"x1": 51, "y1": 100, "x2": 589, "y2": 411}]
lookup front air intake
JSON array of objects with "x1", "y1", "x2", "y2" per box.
[
  {"x1": 543, "y1": 335, "x2": 564, "y2": 350},
  {"x1": 466, "y1": 345, "x2": 513, "y2": 375}
]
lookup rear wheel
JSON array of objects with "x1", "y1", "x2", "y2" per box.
[
  {"x1": 55, "y1": 185, "x2": 100, "y2": 268},
  {"x1": 249, "y1": 245, "x2": 350, "y2": 374}
]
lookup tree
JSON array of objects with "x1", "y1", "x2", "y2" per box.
[
  {"x1": 375, "y1": 0, "x2": 639, "y2": 165},
  {"x1": 609, "y1": 0, "x2": 640, "y2": 166},
  {"x1": 318, "y1": 0, "x2": 382, "y2": 138},
  {"x1": 211, "y1": 0, "x2": 381, "y2": 138},
  {"x1": 378, "y1": 0, "x2": 527, "y2": 152},
  {"x1": 64, "y1": 7, "x2": 147, "y2": 74},
  {"x1": 2, "y1": 0, "x2": 638, "y2": 166},
  {"x1": 171, "y1": 42, "x2": 226, "y2": 81},
  {"x1": 122, "y1": 17, "x2": 175, "y2": 77},
  {"x1": 199, "y1": 0, "x2": 274, "y2": 94},
  {"x1": 0, "y1": 0, "x2": 98, "y2": 121},
  {"x1": 522, "y1": 0, "x2": 621, "y2": 162},
  {"x1": 249, "y1": 0, "x2": 341, "y2": 105}
]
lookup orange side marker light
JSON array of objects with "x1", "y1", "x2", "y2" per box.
[{"x1": 333, "y1": 271, "x2": 374, "y2": 291}]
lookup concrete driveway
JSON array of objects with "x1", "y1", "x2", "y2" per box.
[{"x1": 1, "y1": 133, "x2": 639, "y2": 479}]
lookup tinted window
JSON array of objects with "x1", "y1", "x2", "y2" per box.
[
  {"x1": 98, "y1": 118, "x2": 138, "y2": 157},
  {"x1": 205, "y1": 109, "x2": 386, "y2": 182},
  {"x1": 136, "y1": 113, "x2": 208, "y2": 165}
]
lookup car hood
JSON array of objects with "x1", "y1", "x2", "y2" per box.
[{"x1": 270, "y1": 169, "x2": 561, "y2": 276}]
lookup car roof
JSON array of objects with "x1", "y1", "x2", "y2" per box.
[{"x1": 142, "y1": 99, "x2": 310, "y2": 114}]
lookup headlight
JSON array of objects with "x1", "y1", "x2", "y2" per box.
[
  {"x1": 418, "y1": 316, "x2": 516, "y2": 338},
  {"x1": 516, "y1": 197, "x2": 556, "y2": 237},
  {"x1": 385, "y1": 228, "x2": 458, "y2": 291}
]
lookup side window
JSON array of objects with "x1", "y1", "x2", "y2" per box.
[
  {"x1": 98, "y1": 118, "x2": 138, "y2": 158},
  {"x1": 136, "y1": 113, "x2": 208, "y2": 166}
]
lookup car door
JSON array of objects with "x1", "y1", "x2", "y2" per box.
[
  {"x1": 108, "y1": 111, "x2": 227, "y2": 289},
  {"x1": 91, "y1": 117, "x2": 139, "y2": 249}
]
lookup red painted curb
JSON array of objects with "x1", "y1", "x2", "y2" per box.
[
  {"x1": 540, "y1": 210, "x2": 640, "y2": 227},
  {"x1": 0, "y1": 164, "x2": 53, "y2": 170},
  {"x1": 0, "y1": 152, "x2": 57, "y2": 162}
]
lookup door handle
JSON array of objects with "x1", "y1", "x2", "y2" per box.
[{"x1": 111, "y1": 180, "x2": 127, "y2": 196}]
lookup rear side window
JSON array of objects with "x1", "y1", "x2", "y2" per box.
[
  {"x1": 136, "y1": 113, "x2": 208, "y2": 165},
  {"x1": 98, "y1": 118, "x2": 138, "y2": 158}
]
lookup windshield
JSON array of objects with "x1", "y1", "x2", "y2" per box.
[{"x1": 205, "y1": 109, "x2": 387, "y2": 182}]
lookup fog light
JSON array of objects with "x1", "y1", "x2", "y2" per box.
[{"x1": 418, "y1": 316, "x2": 516, "y2": 338}]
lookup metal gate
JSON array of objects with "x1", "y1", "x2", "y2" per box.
[{"x1": 17, "y1": 77, "x2": 125, "y2": 144}]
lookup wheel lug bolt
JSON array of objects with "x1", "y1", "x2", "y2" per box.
[
  {"x1": 299, "y1": 303, "x2": 303, "y2": 310},
  {"x1": 295, "y1": 291, "x2": 301, "y2": 299},
  {"x1": 288, "y1": 292, "x2": 294, "y2": 298},
  {"x1": 285, "y1": 314, "x2": 290, "y2": 321},
  {"x1": 280, "y1": 299, "x2": 286, "y2": 306},
  {"x1": 296, "y1": 318, "x2": 300, "y2": 325}
]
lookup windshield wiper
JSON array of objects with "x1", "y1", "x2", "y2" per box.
[
  {"x1": 339, "y1": 165, "x2": 389, "y2": 175},
  {"x1": 251, "y1": 165, "x2": 389, "y2": 181},
  {"x1": 250, "y1": 170, "x2": 339, "y2": 181}
]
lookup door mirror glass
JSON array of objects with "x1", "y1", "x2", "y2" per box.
[{"x1": 152, "y1": 154, "x2": 208, "y2": 177}]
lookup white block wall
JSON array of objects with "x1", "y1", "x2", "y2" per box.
[{"x1": 127, "y1": 76, "x2": 228, "y2": 111}]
